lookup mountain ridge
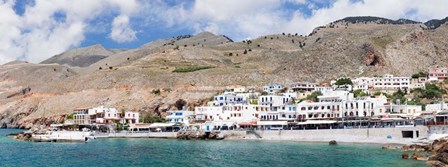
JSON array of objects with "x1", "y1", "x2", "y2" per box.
[{"x1": 2, "y1": 15, "x2": 448, "y2": 128}]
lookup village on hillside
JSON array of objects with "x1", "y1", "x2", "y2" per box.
[{"x1": 57, "y1": 66, "x2": 448, "y2": 133}]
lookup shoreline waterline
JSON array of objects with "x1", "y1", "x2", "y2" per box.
[
  {"x1": 0, "y1": 129, "x2": 425, "y2": 167},
  {"x1": 7, "y1": 126, "x2": 429, "y2": 145}
]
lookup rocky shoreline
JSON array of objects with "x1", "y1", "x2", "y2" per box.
[
  {"x1": 383, "y1": 137, "x2": 448, "y2": 167},
  {"x1": 8, "y1": 131, "x2": 33, "y2": 141},
  {"x1": 176, "y1": 130, "x2": 225, "y2": 140}
]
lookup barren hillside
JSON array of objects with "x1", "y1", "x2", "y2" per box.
[{"x1": 1, "y1": 16, "x2": 448, "y2": 128}]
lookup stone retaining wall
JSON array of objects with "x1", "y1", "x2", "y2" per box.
[{"x1": 224, "y1": 126, "x2": 429, "y2": 144}]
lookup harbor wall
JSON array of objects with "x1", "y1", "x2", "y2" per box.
[
  {"x1": 96, "y1": 132, "x2": 177, "y2": 138},
  {"x1": 223, "y1": 126, "x2": 429, "y2": 144}
]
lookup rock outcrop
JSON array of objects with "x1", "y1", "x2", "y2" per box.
[
  {"x1": 427, "y1": 137, "x2": 448, "y2": 166},
  {"x1": 329, "y1": 140, "x2": 337, "y2": 145},
  {"x1": 176, "y1": 130, "x2": 222, "y2": 140}
]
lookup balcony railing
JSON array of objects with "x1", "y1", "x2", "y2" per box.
[{"x1": 424, "y1": 122, "x2": 448, "y2": 126}]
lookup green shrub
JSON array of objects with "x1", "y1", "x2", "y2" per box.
[
  {"x1": 411, "y1": 71, "x2": 428, "y2": 78},
  {"x1": 152, "y1": 89, "x2": 161, "y2": 95},
  {"x1": 306, "y1": 91, "x2": 322, "y2": 102},
  {"x1": 173, "y1": 66, "x2": 214, "y2": 73},
  {"x1": 335, "y1": 78, "x2": 353, "y2": 85}
]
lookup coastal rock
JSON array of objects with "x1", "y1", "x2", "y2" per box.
[
  {"x1": 382, "y1": 145, "x2": 400, "y2": 150},
  {"x1": 177, "y1": 130, "x2": 223, "y2": 140},
  {"x1": 12, "y1": 132, "x2": 33, "y2": 141},
  {"x1": 426, "y1": 160, "x2": 448, "y2": 167},
  {"x1": 426, "y1": 137, "x2": 448, "y2": 167},
  {"x1": 411, "y1": 153, "x2": 428, "y2": 161},
  {"x1": 429, "y1": 152, "x2": 448, "y2": 164},
  {"x1": 329, "y1": 140, "x2": 337, "y2": 145},
  {"x1": 403, "y1": 144, "x2": 429, "y2": 152},
  {"x1": 1, "y1": 122, "x2": 6, "y2": 128},
  {"x1": 402, "y1": 154, "x2": 409, "y2": 159},
  {"x1": 431, "y1": 139, "x2": 448, "y2": 153}
]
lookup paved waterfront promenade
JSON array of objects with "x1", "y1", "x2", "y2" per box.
[
  {"x1": 92, "y1": 126, "x2": 428, "y2": 144},
  {"x1": 95, "y1": 132, "x2": 177, "y2": 138},
  {"x1": 224, "y1": 126, "x2": 428, "y2": 144}
]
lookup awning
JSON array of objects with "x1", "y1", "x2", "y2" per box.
[
  {"x1": 298, "y1": 120, "x2": 337, "y2": 125},
  {"x1": 213, "y1": 121, "x2": 236, "y2": 126},
  {"x1": 380, "y1": 118, "x2": 405, "y2": 122},
  {"x1": 129, "y1": 123, "x2": 151, "y2": 129},
  {"x1": 149, "y1": 123, "x2": 176, "y2": 128},
  {"x1": 256, "y1": 121, "x2": 288, "y2": 126},
  {"x1": 238, "y1": 122, "x2": 256, "y2": 126}
]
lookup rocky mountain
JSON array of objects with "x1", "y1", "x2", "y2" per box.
[
  {"x1": 2, "y1": 16, "x2": 448, "y2": 128},
  {"x1": 425, "y1": 17, "x2": 448, "y2": 29},
  {"x1": 40, "y1": 44, "x2": 113, "y2": 67}
]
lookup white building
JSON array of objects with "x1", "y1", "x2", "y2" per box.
[
  {"x1": 73, "y1": 106, "x2": 139, "y2": 125},
  {"x1": 351, "y1": 77, "x2": 371, "y2": 92},
  {"x1": 313, "y1": 86, "x2": 333, "y2": 93},
  {"x1": 232, "y1": 87, "x2": 246, "y2": 93},
  {"x1": 371, "y1": 74, "x2": 410, "y2": 93},
  {"x1": 213, "y1": 92, "x2": 245, "y2": 106},
  {"x1": 166, "y1": 110, "x2": 194, "y2": 125},
  {"x1": 290, "y1": 82, "x2": 317, "y2": 92},
  {"x1": 258, "y1": 95, "x2": 292, "y2": 109},
  {"x1": 263, "y1": 83, "x2": 284, "y2": 93},
  {"x1": 426, "y1": 102, "x2": 447, "y2": 113},
  {"x1": 410, "y1": 78, "x2": 426, "y2": 90},
  {"x1": 428, "y1": 66, "x2": 448, "y2": 81}
]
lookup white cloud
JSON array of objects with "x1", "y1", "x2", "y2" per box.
[
  {"x1": 1, "y1": 0, "x2": 448, "y2": 65},
  {"x1": 110, "y1": 14, "x2": 137, "y2": 43},
  {"x1": 0, "y1": 0, "x2": 140, "y2": 64},
  {"x1": 284, "y1": 0, "x2": 307, "y2": 4},
  {"x1": 148, "y1": 0, "x2": 448, "y2": 41}
]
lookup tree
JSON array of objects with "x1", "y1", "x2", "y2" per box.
[
  {"x1": 66, "y1": 113, "x2": 75, "y2": 120},
  {"x1": 175, "y1": 99, "x2": 187, "y2": 110},
  {"x1": 141, "y1": 112, "x2": 163, "y2": 123},
  {"x1": 411, "y1": 71, "x2": 428, "y2": 78},
  {"x1": 306, "y1": 91, "x2": 322, "y2": 102},
  {"x1": 353, "y1": 90, "x2": 367, "y2": 97},
  {"x1": 290, "y1": 97, "x2": 297, "y2": 104},
  {"x1": 243, "y1": 49, "x2": 248, "y2": 54},
  {"x1": 280, "y1": 87, "x2": 288, "y2": 93},
  {"x1": 392, "y1": 89, "x2": 407, "y2": 104},
  {"x1": 152, "y1": 89, "x2": 161, "y2": 95},
  {"x1": 335, "y1": 78, "x2": 353, "y2": 85},
  {"x1": 418, "y1": 84, "x2": 446, "y2": 99}
]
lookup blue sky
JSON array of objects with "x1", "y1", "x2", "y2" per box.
[{"x1": 0, "y1": 0, "x2": 447, "y2": 64}]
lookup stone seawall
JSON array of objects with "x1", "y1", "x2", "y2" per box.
[
  {"x1": 224, "y1": 126, "x2": 429, "y2": 144},
  {"x1": 96, "y1": 132, "x2": 177, "y2": 138}
]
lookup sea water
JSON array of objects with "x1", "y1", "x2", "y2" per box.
[{"x1": 0, "y1": 129, "x2": 424, "y2": 167}]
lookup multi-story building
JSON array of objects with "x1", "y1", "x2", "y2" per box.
[
  {"x1": 428, "y1": 66, "x2": 448, "y2": 81},
  {"x1": 370, "y1": 74, "x2": 410, "y2": 93},
  {"x1": 263, "y1": 83, "x2": 284, "y2": 93},
  {"x1": 313, "y1": 86, "x2": 333, "y2": 93},
  {"x1": 290, "y1": 82, "x2": 317, "y2": 92},
  {"x1": 166, "y1": 110, "x2": 194, "y2": 125},
  {"x1": 213, "y1": 92, "x2": 245, "y2": 106},
  {"x1": 351, "y1": 77, "x2": 371, "y2": 92},
  {"x1": 258, "y1": 95, "x2": 292, "y2": 109},
  {"x1": 72, "y1": 106, "x2": 139, "y2": 125}
]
